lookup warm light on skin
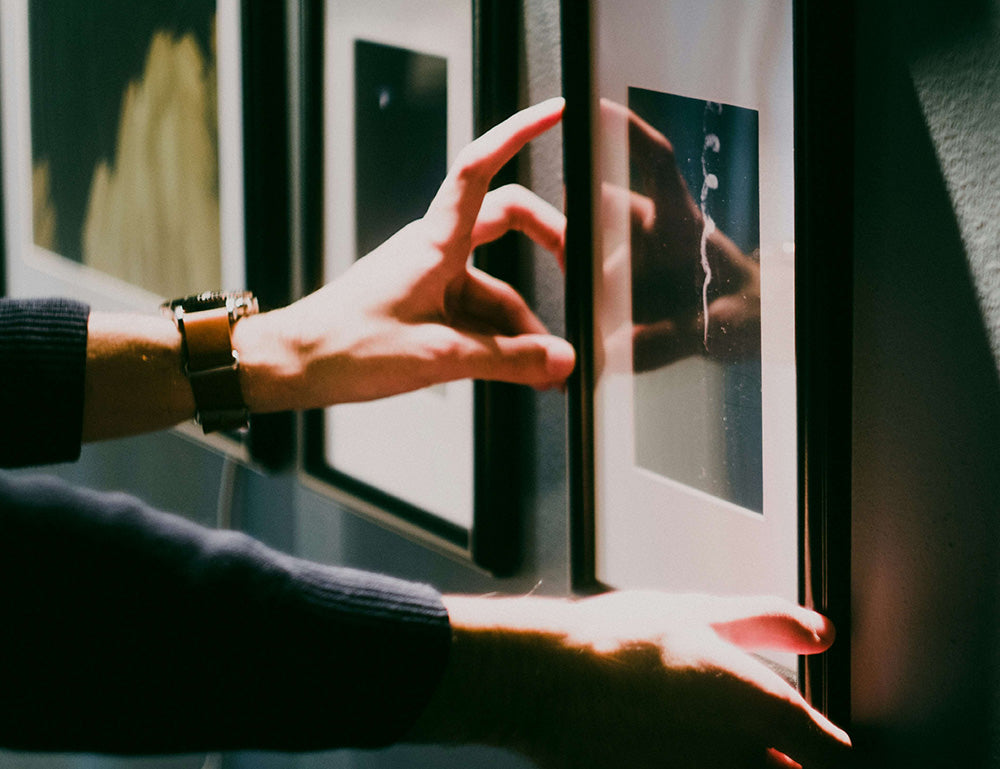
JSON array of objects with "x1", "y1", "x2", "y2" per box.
[
  {"x1": 407, "y1": 592, "x2": 849, "y2": 768},
  {"x1": 82, "y1": 313, "x2": 194, "y2": 442}
]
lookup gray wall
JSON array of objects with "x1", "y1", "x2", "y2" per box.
[
  {"x1": 5, "y1": 2, "x2": 1000, "y2": 769},
  {"x1": 851, "y1": 1, "x2": 1000, "y2": 766}
]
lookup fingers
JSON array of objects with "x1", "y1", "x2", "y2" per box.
[
  {"x1": 760, "y1": 682, "x2": 852, "y2": 769},
  {"x1": 766, "y1": 748, "x2": 803, "y2": 769},
  {"x1": 453, "y1": 97, "x2": 565, "y2": 192},
  {"x1": 600, "y1": 181, "x2": 656, "y2": 235},
  {"x1": 696, "y1": 594, "x2": 837, "y2": 654},
  {"x1": 632, "y1": 318, "x2": 702, "y2": 373},
  {"x1": 426, "y1": 98, "x2": 565, "y2": 255},
  {"x1": 438, "y1": 325, "x2": 574, "y2": 389},
  {"x1": 600, "y1": 97, "x2": 676, "y2": 168},
  {"x1": 450, "y1": 330, "x2": 575, "y2": 389},
  {"x1": 451, "y1": 267, "x2": 549, "y2": 337},
  {"x1": 709, "y1": 641, "x2": 852, "y2": 768},
  {"x1": 472, "y1": 185, "x2": 566, "y2": 268}
]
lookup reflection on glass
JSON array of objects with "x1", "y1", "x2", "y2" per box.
[
  {"x1": 354, "y1": 39, "x2": 447, "y2": 259},
  {"x1": 627, "y1": 87, "x2": 763, "y2": 513},
  {"x1": 28, "y1": 0, "x2": 220, "y2": 298}
]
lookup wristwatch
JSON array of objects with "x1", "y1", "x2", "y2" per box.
[{"x1": 161, "y1": 291, "x2": 259, "y2": 433}]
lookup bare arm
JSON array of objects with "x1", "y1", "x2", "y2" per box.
[
  {"x1": 82, "y1": 312, "x2": 193, "y2": 441},
  {"x1": 410, "y1": 592, "x2": 851, "y2": 769}
]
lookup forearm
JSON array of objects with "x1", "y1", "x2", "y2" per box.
[
  {"x1": 82, "y1": 312, "x2": 194, "y2": 440},
  {"x1": 82, "y1": 308, "x2": 308, "y2": 441},
  {"x1": 407, "y1": 595, "x2": 575, "y2": 751}
]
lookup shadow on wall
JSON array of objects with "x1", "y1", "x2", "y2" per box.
[
  {"x1": 851, "y1": 1, "x2": 1000, "y2": 766},
  {"x1": 890, "y1": 0, "x2": 995, "y2": 56}
]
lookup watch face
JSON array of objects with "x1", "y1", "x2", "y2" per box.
[{"x1": 163, "y1": 291, "x2": 257, "y2": 317}]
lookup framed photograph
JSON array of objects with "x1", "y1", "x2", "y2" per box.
[
  {"x1": 1, "y1": 0, "x2": 293, "y2": 466},
  {"x1": 301, "y1": 0, "x2": 522, "y2": 574},
  {"x1": 563, "y1": 0, "x2": 853, "y2": 721}
]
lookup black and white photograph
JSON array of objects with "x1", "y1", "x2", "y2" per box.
[
  {"x1": 563, "y1": 0, "x2": 798, "y2": 601},
  {"x1": 2, "y1": 0, "x2": 295, "y2": 463},
  {"x1": 354, "y1": 38, "x2": 447, "y2": 259},
  {"x1": 303, "y1": 0, "x2": 522, "y2": 573}
]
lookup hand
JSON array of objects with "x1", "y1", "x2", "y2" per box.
[
  {"x1": 81, "y1": 101, "x2": 571, "y2": 441},
  {"x1": 599, "y1": 100, "x2": 762, "y2": 374},
  {"x1": 236, "y1": 98, "x2": 574, "y2": 413},
  {"x1": 411, "y1": 591, "x2": 850, "y2": 769}
]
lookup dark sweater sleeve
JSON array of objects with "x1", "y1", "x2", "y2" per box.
[
  {"x1": 0, "y1": 298, "x2": 90, "y2": 468},
  {"x1": 0, "y1": 472, "x2": 452, "y2": 754}
]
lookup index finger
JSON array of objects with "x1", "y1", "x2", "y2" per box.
[{"x1": 426, "y1": 97, "x2": 565, "y2": 245}]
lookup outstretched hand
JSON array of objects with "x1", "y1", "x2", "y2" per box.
[
  {"x1": 412, "y1": 591, "x2": 850, "y2": 769},
  {"x1": 237, "y1": 98, "x2": 574, "y2": 413}
]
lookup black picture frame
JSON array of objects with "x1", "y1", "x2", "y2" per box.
[
  {"x1": 299, "y1": 0, "x2": 522, "y2": 575},
  {"x1": 793, "y1": 0, "x2": 855, "y2": 732},
  {"x1": 0, "y1": 0, "x2": 294, "y2": 470},
  {"x1": 240, "y1": 0, "x2": 296, "y2": 471},
  {"x1": 562, "y1": 0, "x2": 853, "y2": 726}
]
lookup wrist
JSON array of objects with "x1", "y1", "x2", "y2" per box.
[
  {"x1": 406, "y1": 595, "x2": 576, "y2": 750},
  {"x1": 83, "y1": 312, "x2": 195, "y2": 441},
  {"x1": 230, "y1": 309, "x2": 308, "y2": 414}
]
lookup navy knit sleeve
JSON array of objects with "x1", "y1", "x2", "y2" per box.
[
  {"x1": 0, "y1": 298, "x2": 90, "y2": 467},
  {"x1": 0, "y1": 473, "x2": 452, "y2": 754}
]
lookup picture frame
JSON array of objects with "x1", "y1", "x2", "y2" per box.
[
  {"x1": 562, "y1": 0, "x2": 852, "y2": 717},
  {"x1": 0, "y1": 0, "x2": 294, "y2": 468},
  {"x1": 792, "y1": 0, "x2": 854, "y2": 729},
  {"x1": 300, "y1": 0, "x2": 522, "y2": 575}
]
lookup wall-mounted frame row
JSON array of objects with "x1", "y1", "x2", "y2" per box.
[
  {"x1": 0, "y1": 0, "x2": 523, "y2": 575},
  {"x1": 2, "y1": 2, "x2": 853, "y2": 713},
  {"x1": 561, "y1": 0, "x2": 853, "y2": 729}
]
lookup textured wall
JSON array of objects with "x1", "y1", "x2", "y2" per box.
[
  {"x1": 911, "y1": 6, "x2": 1000, "y2": 369},
  {"x1": 851, "y1": 1, "x2": 1000, "y2": 765}
]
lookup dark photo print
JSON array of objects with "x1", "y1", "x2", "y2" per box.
[
  {"x1": 28, "y1": 0, "x2": 220, "y2": 298},
  {"x1": 354, "y1": 39, "x2": 447, "y2": 259},
  {"x1": 627, "y1": 87, "x2": 763, "y2": 513}
]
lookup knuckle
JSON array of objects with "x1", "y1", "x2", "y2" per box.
[{"x1": 452, "y1": 145, "x2": 490, "y2": 185}]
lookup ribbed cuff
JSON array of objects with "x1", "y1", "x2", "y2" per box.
[{"x1": 0, "y1": 298, "x2": 90, "y2": 467}]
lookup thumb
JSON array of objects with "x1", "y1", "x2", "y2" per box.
[
  {"x1": 452, "y1": 332, "x2": 576, "y2": 389},
  {"x1": 705, "y1": 596, "x2": 836, "y2": 655}
]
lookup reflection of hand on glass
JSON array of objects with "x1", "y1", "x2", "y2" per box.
[{"x1": 602, "y1": 100, "x2": 761, "y2": 373}]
